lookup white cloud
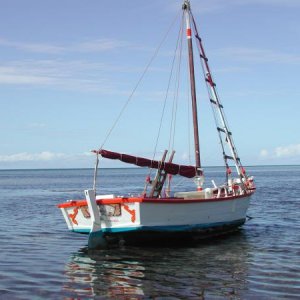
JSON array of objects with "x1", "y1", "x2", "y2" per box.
[
  {"x1": 0, "y1": 73, "x2": 55, "y2": 85},
  {"x1": 275, "y1": 144, "x2": 300, "y2": 158},
  {"x1": 0, "y1": 38, "x2": 64, "y2": 54},
  {"x1": 0, "y1": 37, "x2": 130, "y2": 54},
  {"x1": 259, "y1": 144, "x2": 300, "y2": 160},
  {"x1": 0, "y1": 152, "x2": 65, "y2": 162},
  {"x1": 0, "y1": 151, "x2": 92, "y2": 162},
  {"x1": 0, "y1": 60, "x2": 118, "y2": 92},
  {"x1": 0, "y1": 37, "x2": 143, "y2": 91},
  {"x1": 0, "y1": 58, "x2": 168, "y2": 94},
  {"x1": 74, "y1": 39, "x2": 130, "y2": 52},
  {"x1": 259, "y1": 149, "x2": 269, "y2": 158},
  {"x1": 188, "y1": 0, "x2": 300, "y2": 14},
  {"x1": 214, "y1": 47, "x2": 300, "y2": 65}
]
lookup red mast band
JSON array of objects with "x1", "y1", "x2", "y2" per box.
[{"x1": 187, "y1": 28, "x2": 192, "y2": 37}]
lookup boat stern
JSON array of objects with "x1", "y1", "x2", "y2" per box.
[
  {"x1": 57, "y1": 200, "x2": 94, "y2": 233},
  {"x1": 57, "y1": 195, "x2": 142, "y2": 234}
]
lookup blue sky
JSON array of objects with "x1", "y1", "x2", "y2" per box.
[{"x1": 0, "y1": 0, "x2": 299, "y2": 169}]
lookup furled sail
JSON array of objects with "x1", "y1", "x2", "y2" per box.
[{"x1": 93, "y1": 149, "x2": 197, "y2": 178}]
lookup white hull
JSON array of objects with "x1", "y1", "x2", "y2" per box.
[{"x1": 59, "y1": 193, "x2": 251, "y2": 245}]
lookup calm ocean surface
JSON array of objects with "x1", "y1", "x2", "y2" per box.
[{"x1": 0, "y1": 166, "x2": 299, "y2": 299}]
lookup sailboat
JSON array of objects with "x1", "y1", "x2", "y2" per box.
[{"x1": 57, "y1": 0, "x2": 256, "y2": 249}]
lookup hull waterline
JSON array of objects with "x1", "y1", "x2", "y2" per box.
[{"x1": 58, "y1": 192, "x2": 253, "y2": 248}]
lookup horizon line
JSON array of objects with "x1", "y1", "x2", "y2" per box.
[{"x1": 0, "y1": 164, "x2": 299, "y2": 171}]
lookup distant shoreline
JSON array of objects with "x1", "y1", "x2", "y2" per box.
[{"x1": 0, "y1": 165, "x2": 299, "y2": 171}]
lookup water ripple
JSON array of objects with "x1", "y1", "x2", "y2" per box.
[{"x1": 0, "y1": 167, "x2": 299, "y2": 299}]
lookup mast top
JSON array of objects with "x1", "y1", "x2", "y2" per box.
[{"x1": 182, "y1": 0, "x2": 191, "y2": 11}]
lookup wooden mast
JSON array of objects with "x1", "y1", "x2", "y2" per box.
[{"x1": 183, "y1": 0, "x2": 201, "y2": 175}]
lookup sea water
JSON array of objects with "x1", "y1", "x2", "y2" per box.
[{"x1": 0, "y1": 166, "x2": 299, "y2": 299}]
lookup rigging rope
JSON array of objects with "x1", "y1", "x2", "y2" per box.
[
  {"x1": 99, "y1": 10, "x2": 182, "y2": 151},
  {"x1": 168, "y1": 13, "x2": 184, "y2": 154},
  {"x1": 190, "y1": 11, "x2": 246, "y2": 181},
  {"x1": 147, "y1": 12, "x2": 184, "y2": 180},
  {"x1": 186, "y1": 56, "x2": 192, "y2": 164},
  {"x1": 192, "y1": 16, "x2": 231, "y2": 177},
  {"x1": 93, "y1": 9, "x2": 182, "y2": 192}
]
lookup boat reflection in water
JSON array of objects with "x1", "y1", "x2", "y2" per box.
[
  {"x1": 62, "y1": 232, "x2": 251, "y2": 299},
  {"x1": 63, "y1": 247, "x2": 145, "y2": 298}
]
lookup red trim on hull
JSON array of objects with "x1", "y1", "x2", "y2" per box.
[{"x1": 57, "y1": 191, "x2": 254, "y2": 209}]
